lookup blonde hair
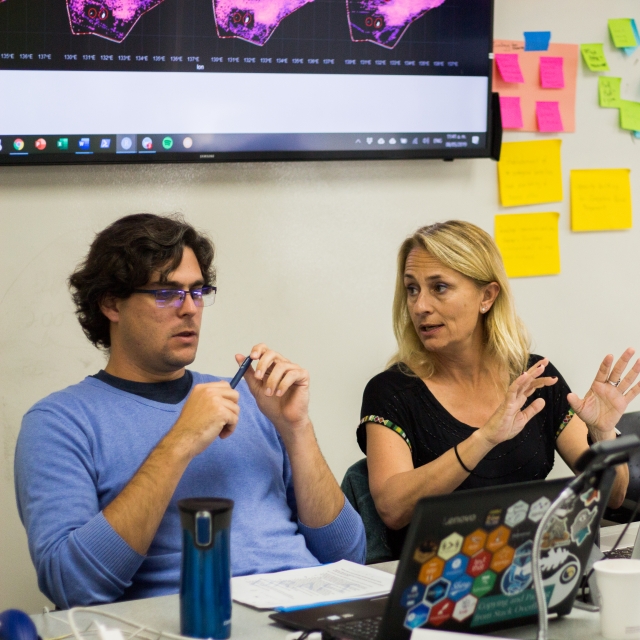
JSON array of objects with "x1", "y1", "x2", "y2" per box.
[{"x1": 389, "y1": 220, "x2": 530, "y2": 383}]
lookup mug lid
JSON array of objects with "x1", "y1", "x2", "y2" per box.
[{"x1": 178, "y1": 497, "x2": 234, "y2": 515}]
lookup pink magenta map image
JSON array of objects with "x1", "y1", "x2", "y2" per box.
[
  {"x1": 0, "y1": 0, "x2": 446, "y2": 47},
  {"x1": 347, "y1": 0, "x2": 445, "y2": 48}
]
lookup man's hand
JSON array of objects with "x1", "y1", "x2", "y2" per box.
[
  {"x1": 167, "y1": 382, "x2": 240, "y2": 458},
  {"x1": 236, "y1": 344, "x2": 310, "y2": 439}
]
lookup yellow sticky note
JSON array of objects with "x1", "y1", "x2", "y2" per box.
[
  {"x1": 497, "y1": 139, "x2": 563, "y2": 207},
  {"x1": 495, "y1": 213, "x2": 561, "y2": 278},
  {"x1": 570, "y1": 169, "x2": 632, "y2": 231}
]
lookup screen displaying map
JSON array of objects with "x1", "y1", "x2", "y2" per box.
[{"x1": 0, "y1": 0, "x2": 494, "y2": 163}]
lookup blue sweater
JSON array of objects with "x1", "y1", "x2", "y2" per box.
[{"x1": 14, "y1": 373, "x2": 366, "y2": 609}]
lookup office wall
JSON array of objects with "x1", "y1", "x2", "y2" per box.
[{"x1": 2, "y1": 0, "x2": 640, "y2": 613}]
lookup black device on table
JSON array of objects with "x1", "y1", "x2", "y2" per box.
[{"x1": 272, "y1": 473, "x2": 615, "y2": 639}]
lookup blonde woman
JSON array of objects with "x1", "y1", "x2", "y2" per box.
[{"x1": 359, "y1": 221, "x2": 639, "y2": 556}]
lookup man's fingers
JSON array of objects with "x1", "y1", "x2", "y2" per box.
[
  {"x1": 255, "y1": 350, "x2": 288, "y2": 381},
  {"x1": 194, "y1": 381, "x2": 240, "y2": 402},
  {"x1": 218, "y1": 422, "x2": 238, "y2": 440},
  {"x1": 275, "y1": 368, "x2": 308, "y2": 396}
]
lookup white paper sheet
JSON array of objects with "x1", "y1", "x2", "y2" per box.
[
  {"x1": 411, "y1": 630, "x2": 510, "y2": 640},
  {"x1": 231, "y1": 560, "x2": 395, "y2": 610}
]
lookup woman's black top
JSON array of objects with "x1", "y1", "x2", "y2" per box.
[{"x1": 357, "y1": 354, "x2": 574, "y2": 556}]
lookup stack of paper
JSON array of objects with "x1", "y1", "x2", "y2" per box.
[{"x1": 231, "y1": 560, "x2": 395, "y2": 610}]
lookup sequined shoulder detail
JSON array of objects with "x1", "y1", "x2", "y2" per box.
[
  {"x1": 556, "y1": 408, "x2": 575, "y2": 438},
  {"x1": 360, "y1": 415, "x2": 412, "y2": 451}
]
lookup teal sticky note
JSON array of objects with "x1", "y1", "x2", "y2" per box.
[
  {"x1": 623, "y1": 19, "x2": 640, "y2": 55},
  {"x1": 524, "y1": 31, "x2": 551, "y2": 51}
]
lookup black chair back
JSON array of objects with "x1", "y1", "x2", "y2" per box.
[{"x1": 617, "y1": 411, "x2": 640, "y2": 503}]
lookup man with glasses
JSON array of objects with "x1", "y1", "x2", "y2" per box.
[{"x1": 15, "y1": 213, "x2": 365, "y2": 609}]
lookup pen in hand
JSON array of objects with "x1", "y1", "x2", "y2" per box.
[{"x1": 230, "y1": 356, "x2": 253, "y2": 389}]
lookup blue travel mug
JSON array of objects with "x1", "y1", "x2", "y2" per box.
[{"x1": 178, "y1": 498, "x2": 234, "y2": 639}]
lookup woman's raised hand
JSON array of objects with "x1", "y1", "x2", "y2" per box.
[
  {"x1": 479, "y1": 359, "x2": 558, "y2": 447},
  {"x1": 567, "y1": 349, "x2": 640, "y2": 441}
]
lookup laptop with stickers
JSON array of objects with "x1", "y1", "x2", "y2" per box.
[{"x1": 271, "y1": 474, "x2": 614, "y2": 640}]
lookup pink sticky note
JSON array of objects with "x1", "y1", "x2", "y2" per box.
[
  {"x1": 536, "y1": 101, "x2": 564, "y2": 132},
  {"x1": 539, "y1": 56, "x2": 564, "y2": 89},
  {"x1": 499, "y1": 96, "x2": 524, "y2": 128},
  {"x1": 495, "y1": 53, "x2": 525, "y2": 83}
]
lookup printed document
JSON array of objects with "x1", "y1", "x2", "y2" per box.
[{"x1": 231, "y1": 560, "x2": 395, "y2": 610}]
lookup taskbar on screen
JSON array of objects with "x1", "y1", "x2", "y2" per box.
[{"x1": 0, "y1": 132, "x2": 489, "y2": 163}]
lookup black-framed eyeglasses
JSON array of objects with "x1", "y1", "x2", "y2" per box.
[{"x1": 132, "y1": 286, "x2": 217, "y2": 308}]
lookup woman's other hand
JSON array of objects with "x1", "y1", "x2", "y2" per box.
[
  {"x1": 479, "y1": 359, "x2": 558, "y2": 446},
  {"x1": 568, "y1": 349, "x2": 640, "y2": 442}
]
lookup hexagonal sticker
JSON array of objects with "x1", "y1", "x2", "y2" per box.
[
  {"x1": 528, "y1": 496, "x2": 551, "y2": 523},
  {"x1": 404, "y1": 602, "x2": 431, "y2": 630},
  {"x1": 413, "y1": 539, "x2": 439, "y2": 564},
  {"x1": 401, "y1": 582, "x2": 426, "y2": 608},
  {"x1": 462, "y1": 528, "x2": 487, "y2": 556},
  {"x1": 486, "y1": 525, "x2": 511, "y2": 552},
  {"x1": 466, "y1": 549, "x2": 492, "y2": 577},
  {"x1": 418, "y1": 557, "x2": 445, "y2": 585},
  {"x1": 443, "y1": 554, "x2": 468, "y2": 580},
  {"x1": 490, "y1": 545, "x2": 515, "y2": 573},
  {"x1": 448, "y1": 574, "x2": 473, "y2": 602},
  {"x1": 452, "y1": 594, "x2": 478, "y2": 622},
  {"x1": 429, "y1": 599, "x2": 455, "y2": 626},
  {"x1": 505, "y1": 500, "x2": 529, "y2": 528},
  {"x1": 438, "y1": 532, "x2": 464, "y2": 560},
  {"x1": 472, "y1": 570, "x2": 497, "y2": 598},
  {"x1": 484, "y1": 508, "x2": 502, "y2": 528},
  {"x1": 425, "y1": 578, "x2": 450, "y2": 604}
]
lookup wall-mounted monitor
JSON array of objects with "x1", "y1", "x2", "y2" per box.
[{"x1": 0, "y1": 0, "x2": 495, "y2": 164}]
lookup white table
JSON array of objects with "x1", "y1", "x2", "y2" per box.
[{"x1": 30, "y1": 559, "x2": 607, "y2": 640}]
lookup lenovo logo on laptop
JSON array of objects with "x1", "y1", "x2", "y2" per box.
[{"x1": 443, "y1": 514, "x2": 477, "y2": 526}]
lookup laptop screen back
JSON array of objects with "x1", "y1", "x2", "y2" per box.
[{"x1": 379, "y1": 474, "x2": 614, "y2": 638}]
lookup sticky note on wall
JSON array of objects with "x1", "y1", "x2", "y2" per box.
[
  {"x1": 570, "y1": 169, "x2": 632, "y2": 231},
  {"x1": 524, "y1": 31, "x2": 551, "y2": 52},
  {"x1": 495, "y1": 53, "x2": 525, "y2": 83},
  {"x1": 619, "y1": 100, "x2": 640, "y2": 130},
  {"x1": 536, "y1": 101, "x2": 564, "y2": 131},
  {"x1": 539, "y1": 56, "x2": 564, "y2": 88},
  {"x1": 499, "y1": 96, "x2": 523, "y2": 129},
  {"x1": 598, "y1": 77, "x2": 621, "y2": 108},
  {"x1": 608, "y1": 19, "x2": 637, "y2": 49},
  {"x1": 498, "y1": 140, "x2": 563, "y2": 207},
  {"x1": 580, "y1": 44, "x2": 609, "y2": 71},
  {"x1": 495, "y1": 213, "x2": 561, "y2": 278}
]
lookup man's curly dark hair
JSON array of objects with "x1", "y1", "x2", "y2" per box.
[{"x1": 69, "y1": 213, "x2": 215, "y2": 350}]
